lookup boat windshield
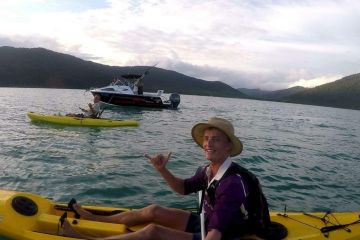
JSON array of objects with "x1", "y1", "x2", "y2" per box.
[{"x1": 111, "y1": 79, "x2": 134, "y2": 88}]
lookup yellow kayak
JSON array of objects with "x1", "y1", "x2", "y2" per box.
[
  {"x1": 27, "y1": 112, "x2": 139, "y2": 127},
  {"x1": 0, "y1": 189, "x2": 359, "y2": 240}
]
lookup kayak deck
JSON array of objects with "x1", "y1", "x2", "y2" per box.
[
  {"x1": 0, "y1": 189, "x2": 359, "y2": 239},
  {"x1": 27, "y1": 112, "x2": 139, "y2": 127}
]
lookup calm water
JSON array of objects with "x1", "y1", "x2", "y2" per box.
[{"x1": 1, "y1": 87, "x2": 360, "y2": 213}]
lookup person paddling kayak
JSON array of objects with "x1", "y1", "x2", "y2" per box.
[{"x1": 66, "y1": 94, "x2": 101, "y2": 118}]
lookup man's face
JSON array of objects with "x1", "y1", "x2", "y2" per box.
[{"x1": 202, "y1": 128, "x2": 232, "y2": 162}]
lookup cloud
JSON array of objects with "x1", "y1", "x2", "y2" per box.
[
  {"x1": 1, "y1": 0, "x2": 360, "y2": 90},
  {"x1": 0, "y1": 34, "x2": 100, "y2": 62},
  {"x1": 289, "y1": 75, "x2": 343, "y2": 88},
  {"x1": 0, "y1": 34, "x2": 62, "y2": 50},
  {"x1": 159, "y1": 59, "x2": 313, "y2": 90}
]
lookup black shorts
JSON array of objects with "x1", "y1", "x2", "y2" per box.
[{"x1": 185, "y1": 212, "x2": 201, "y2": 240}]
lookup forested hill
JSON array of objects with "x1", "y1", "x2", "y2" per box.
[
  {"x1": 0, "y1": 46, "x2": 247, "y2": 98},
  {"x1": 238, "y1": 86, "x2": 306, "y2": 100},
  {"x1": 283, "y1": 73, "x2": 360, "y2": 110},
  {"x1": 2, "y1": 46, "x2": 359, "y2": 110}
]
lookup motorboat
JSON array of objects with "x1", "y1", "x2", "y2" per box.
[{"x1": 90, "y1": 74, "x2": 181, "y2": 109}]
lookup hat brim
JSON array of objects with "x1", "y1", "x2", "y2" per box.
[{"x1": 191, "y1": 123, "x2": 243, "y2": 157}]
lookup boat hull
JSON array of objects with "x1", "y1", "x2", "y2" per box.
[
  {"x1": 0, "y1": 189, "x2": 359, "y2": 240},
  {"x1": 27, "y1": 112, "x2": 139, "y2": 127},
  {"x1": 91, "y1": 91, "x2": 180, "y2": 109}
]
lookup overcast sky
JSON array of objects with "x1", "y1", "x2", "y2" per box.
[{"x1": 1, "y1": 0, "x2": 360, "y2": 90}]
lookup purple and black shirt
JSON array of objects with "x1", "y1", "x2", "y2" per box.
[{"x1": 184, "y1": 158, "x2": 251, "y2": 237}]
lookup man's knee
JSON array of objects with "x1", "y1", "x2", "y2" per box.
[
  {"x1": 141, "y1": 223, "x2": 161, "y2": 238},
  {"x1": 142, "y1": 204, "x2": 162, "y2": 220}
]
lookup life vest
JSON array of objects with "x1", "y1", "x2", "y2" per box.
[{"x1": 198, "y1": 162, "x2": 271, "y2": 238}]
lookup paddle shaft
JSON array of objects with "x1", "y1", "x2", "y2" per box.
[{"x1": 198, "y1": 191, "x2": 205, "y2": 240}]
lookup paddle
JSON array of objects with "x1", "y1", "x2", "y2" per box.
[
  {"x1": 198, "y1": 191, "x2": 205, "y2": 240},
  {"x1": 97, "y1": 94, "x2": 114, "y2": 118}
]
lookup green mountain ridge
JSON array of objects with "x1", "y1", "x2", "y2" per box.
[
  {"x1": 283, "y1": 73, "x2": 360, "y2": 110},
  {"x1": 1, "y1": 46, "x2": 360, "y2": 110},
  {"x1": 238, "y1": 86, "x2": 307, "y2": 100},
  {"x1": 239, "y1": 75, "x2": 360, "y2": 110},
  {"x1": 0, "y1": 46, "x2": 247, "y2": 98}
]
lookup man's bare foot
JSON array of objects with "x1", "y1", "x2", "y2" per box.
[
  {"x1": 73, "y1": 203, "x2": 97, "y2": 220},
  {"x1": 59, "y1": 220, "x2": 88, "y2": 239}
]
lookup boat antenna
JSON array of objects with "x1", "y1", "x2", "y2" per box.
[
  {"x1": 143, "y1": 62, "x2": 158, "y2": 75},
  {"x1": 137, "y1": 62, "x2": 159, "y2": 81}
]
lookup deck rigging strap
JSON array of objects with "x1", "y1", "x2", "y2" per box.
[
  {"x1": 277, "y1": 213, "x2": 322, "y2": 231},
  {"x1": 303, "y1": 212, "x2": 351, "y2": 232},
  {"x1": 321, "y1": 219, "x2": 360, "y2": 233},
  {"x1": 278, "y1": 212, "x2": 360, "y2": 237}
]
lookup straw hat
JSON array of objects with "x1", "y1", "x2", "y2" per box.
[{"x1": 191, "y1": 117, "x2": 243, "y2": 157}]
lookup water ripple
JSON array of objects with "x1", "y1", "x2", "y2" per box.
[{"x1": 0, "y1": 88, "x2": 360, "y2": 212}]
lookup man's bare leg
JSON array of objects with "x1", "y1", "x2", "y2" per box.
[
  {"x1": 60, "y1": 220, "x2": 193, "y2": 240},
  {"x1": 74, "y1": 204, "x2": 192, "y2": 230}
]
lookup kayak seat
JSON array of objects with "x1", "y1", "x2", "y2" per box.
[
  {"x1": 232, "y1": 222, "x2": 288, "y2": 240},
  {"x1": 263, "y1": 221, "x2": 288, "y2": 240},
  {"x1": 225, "y1": 221, "x2": 288, "y2": 240}
]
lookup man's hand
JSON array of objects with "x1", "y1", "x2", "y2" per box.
[
  {"x1": 205, "y1": 229, "x2": 222, "y2": 240},
  {"x1": 145, "y1": 152, "x2": 172, "y2": 171},
  {"x1": 144, "y1": 152, "x2": 185, "y2": 194}
]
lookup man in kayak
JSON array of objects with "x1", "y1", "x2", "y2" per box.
[
  {"x1": 66, "y1": 94, "x2": 101, "y2": 118},
  {"x1": 60, "y1": 117, "x2": 266, "y2": 240}
]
